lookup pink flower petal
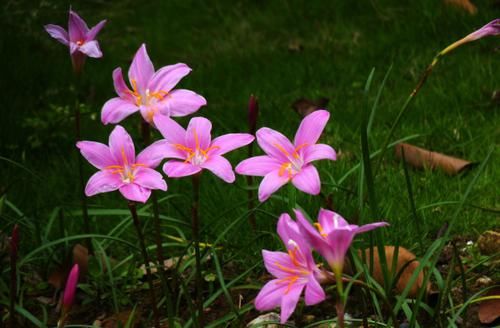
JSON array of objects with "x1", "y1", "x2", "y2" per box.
[
  {"x1": 303, "y1": 144, "x2": 336, "y2": 163},
  {"x1": 68, "y1": 10, "x2": 89, "y2": 42},
  {"x1": 119, "y1": 184, "x2": 151, "y2": 203},
  {"x1": 200, "y1": 155, "x2": 235, "y2": 183},
  {"x1": 128, "y1": 44, "x2": 154, "y2": 94},
  {"x1": 44, "y1": 24, "x2": 69, "y2": 45},
  {"x1": 304, "y1": 275, "x2": 325, "y2": 305},
  {"x1": 235, "y1": 155, "x2": 282, "y2": 177},
  {"x1": 262, "y1": 250, "x2": 295, "y2": 279},
  {"x1": 154, "y1": 115, "x2": 186, "y2": 145},
  {"x1": 258, "y1": 169, "x2": 289, "y2": 202},
  {"x1": 318, "y1": 209, "x2": 349, "y2": 233},
  {"x1": 161, "y1": 89, "x2": 207, "y2": 117},
  {"x1": 134, "y1": 167, "x2": 167, "y2": 191},
  {"x1": 85, "y1": 19, "x2": 106, "y2": 41},
  {"x1": 255, "y1": 279, "x2": 285, "y2": 311},
  {"x1": 280, "y1": 282, "x2": 304, "y2": 324},
  {"x1": 277, "y1": 214, "x2": 311, "y2": 258},
  {"x1": 78, "y1": 40, "x2": 102, "y2": 58},
  {"x1": 186, "y1": 117, "x2": 212, "y2": 151},
  {"x1": 101, "y1": 98, "x2": 139, "y2": 124},
  {"x1": 108, "y1": 126, "x2": 136, "y2": 165},
  {"x1": 85, "y1": 171, "x2": 122, "y2": 196},
  {"x1": 76, "y1": 141, "x2": 114, "y2": 169},
  {"x1": 325, "y1": 229, "x2": 355, "y2": 267},
  {"x1": 112, "y1": 68, "x2": 134, "y2": 101},
  {"x1": 295, "y1": 209, "x2": 334, "y2": 264},
  {"x1": 148, "y1": 63, "x2": 191, "y2": 93},
  {"x1": 355, "y1": 221, "x2": 389, "y2": 234},
  {"x1": 291, "y1": 165, "x2": 321, "y2": 195},
  {"x1": 136, "y1": 139, "x2": 172, "y2": 168},
  {"x1": 210, "y1": 133, "x2": 254, "y2": 156},
  {"x1": 163, "y1": 160, "x2": 202, "y2": 178},
  {"x1": 293, "y1": 110, "x2": 329, "y2": 146},
  {"x1": 256, "y1": 128, "x2": 295, "y2": 162}
]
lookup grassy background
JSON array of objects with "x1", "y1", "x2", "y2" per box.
[{"x1": 1, "y1": 0, "x2": 498, "y2": 276}]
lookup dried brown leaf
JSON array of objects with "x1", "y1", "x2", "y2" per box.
[
  {"x1": 444, "y1": 0, "x2": 478, "y2": 15},
  {"x1": 395, "y1": 143, "x2": 474, "y2": 175},
  {"x1": 101, "y1": 308, "x2": 142, "y2": 328},
  {"x1": 291, "y1": 97, "x2": 329, "y2": 117},
  {"x1": 478, "y1": 287, "x2": 500, "y2": 324}
]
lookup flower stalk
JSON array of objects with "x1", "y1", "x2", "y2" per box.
[
  {"x1": 191, "y1": 172, "x2": 204, "y2": 327},
  {"x1": 128, "y1": 201, "x2": 161, "y2": 328},
  {"x1": 141, "y1": 120, "x2": 175, "y2": 328},
  {"x1": 247, "y1": 95, "x2": 258, "y2": 230},
  {"x1": 9, "y1": 225, "x2": 19, "y2": 328}
]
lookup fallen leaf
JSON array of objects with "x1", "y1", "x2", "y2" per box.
[
  {"x1": 48, "y1": 244, "x2": 89, "y2": 290},
  {"x1": 477, "y1": 230, "x2": 500, "y2": 256},
  {"x1": 395, "y1": 143, "x2": 474, "y2": 175},
  {"x1": 346, "y1": 246, "x2": 431, "y2": 298},
  {"x1": 288, "y1": 39, "x2": 303, "y2": 52},
  {"x1": 102, "y1": 308, "x2": 142, "y2": 328},
  {"x1": 444, "y1": 0, "x2": 478, "y2": 15},
  {"x1": 292, "y1": 97, "x2": 329, "y2": 117},
  {"x1": 73, "y1": 243, "x2": 89, "y2": 276},
  {"x1": 478, "y1": 287, "x2": 500, "y2": 324},
  {"x1": 247, "y1": 312, "x2": 282, "y2": 327}
]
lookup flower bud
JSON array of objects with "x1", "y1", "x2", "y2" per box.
[
  {"x1": 10, "y1": 224, "x2": 19, "y2": 260},
  {"x1": 248, "y1": 95, "x2": 259, "y2": 135},
  {"x1": 62, "y1": 264, "x2": 79, "y2": 312}
]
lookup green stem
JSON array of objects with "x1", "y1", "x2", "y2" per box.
[
  {"x1": 73, "y1": 74, "x2": 92, "y2": 255},
  {"x1": 128, "y1": 201, "x2": 161, "y2": 328},
  {"x1": 333, "y1": 266, "x2": 345, "y2": 328},
  {"x1": 288, "y1": 183, "x2": 297, "y2": 212},
  {"x1": 192, "y1": 173, "x2": 204, "y2": 327},
  {"x1": 141, "y1": 121, "x2": 175, "y2": 327}
]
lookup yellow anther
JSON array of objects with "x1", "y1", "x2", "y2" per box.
[
  {"x1": 314, "y1": 223, "x2": 328, "y2": 238},
  {"x1": 274, "y1": 143, "x2": 290, "y2": 157}
]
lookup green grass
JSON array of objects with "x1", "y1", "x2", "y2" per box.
[{"x1": 0, "y1": 0, "x2": 499, "y2": 326}]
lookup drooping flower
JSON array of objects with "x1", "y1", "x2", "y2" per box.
[
  {"x1": 101, "y1": 44, "x2": 206, "y2": 125},
  {"x1": 44, "y1": 10, "x2": 106, "y2": 73},
  {"x1": 441, "y1": 18, "x2": 500, "y2": 56},
  {"x1": 62, "y1": 264, "x2": 79, "y2": 313},
  {"x1": 236, "y1": 110, "x2": 336, "y2": 202},
  {"x1": 296, "y1": 208, "x2": 389, "y2": 272},
  {"x1": 153, "y1": 115, "x2": 254, "y2": 183},
  {"x1": 255, "y1": 213, "x2": 326, "y2": 324},
  {"x1": 77, "y1": 125, "x2": 167, "y2": 203}
]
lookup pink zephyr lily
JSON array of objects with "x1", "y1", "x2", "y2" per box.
[
  {"x1": 153, "y1": 115, "x2": 254, "y2": 183},
  {"x1": 101, "y1": 44, "x2": 207, "y2": 125},
  {"x1": 77, "y1": 125, "x2": 167, "y2": 203},
  {"x1": 255, "y1": 213, "x2": 326, "y2": 324},
  {"x1": 44, "y1": 10, "x2": 106, "y2": 73},
  {"x1": 296, "y1": 208, "x2": 389, "y2": 271},
  {"x1": 236, "y1": 110, "x2": 336, "y2": 202}
]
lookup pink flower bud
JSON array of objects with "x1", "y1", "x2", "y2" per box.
[
  {"x1": 10, "y1": 224, "x2": 19, "y2": 260},
  {"x1": 248, "y1": 95, "x2": 259, "y2": 135},
  {"x1": 62, "y1": 264, "x2": 79, "y2": 312},
  {"x1": 466, "y1": 19, "x2": 500, "y2": 41}
]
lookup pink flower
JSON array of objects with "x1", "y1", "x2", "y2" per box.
[
  {"x1": 153, "y1": 115, "x2": 254, "y2": 183},
  {"x1": 62, "y1": 264, "x2": 79, "y2": 312},
  {"x1": 101, "y1": 44, "x2": 207, "y2": 125},
  {"x1": 255, "y1": 213, "x2": 326, "y2": 324},
  {"x1": 44, "y1": 10, "x2": 106, "y2": 73},
  {"x1": 77, "y1": 125, "x2": 167, "y2": 203},
  {"x1": 236, "y1": 110, "x2": 336, "y2": 202},
  {"x1": 465, "y1": 19, "x2": 500, "y2": 41},
  {"x1": 296, "y1": 208, "x2": 389, "y2": 271}
]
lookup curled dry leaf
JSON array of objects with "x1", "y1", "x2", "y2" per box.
[
  {"x1": 395, "y1": 143, "x2": 474, "y2": 175},
  {"x1": 346, "y1": 246, "x2": 431, "y2": 298},
  {"x1": 478, "y1": 287, "x2": 500, "y2": 324},
  {"x1": 291, "y1": 97, "x2": 329, "y2": 117},
  {"x1": 444, "y1": 0, "x2": 478, "y2": 15}
]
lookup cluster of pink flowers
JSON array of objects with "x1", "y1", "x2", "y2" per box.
[
  {"x1": 256, "y1": 209, "x2": 388, "y2": 323},
  {"x1": 44, "y1": 9, "x2": 498, "y2": 326}
]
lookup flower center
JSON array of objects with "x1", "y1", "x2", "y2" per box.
[
  {"x1": 274, "y1": 143, "x2": 308, "y2": 179},
  {"x1": 274, "y1": 241, "x2": 310, "y2": 294},
  {"x1": 76, "y1": 40, "x2": 84, "y2": 46},
  {"x1": 128, "y1": 79, "x2": 169, "y2": 108},
  {"x1": 174, "y1": 129, "x2": 219, "y2": 166},
  {"x1": 104, "y1": 148, "x2": 146, "y2": 184}
]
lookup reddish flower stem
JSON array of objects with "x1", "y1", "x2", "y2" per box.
[
  {"x1": 191, "y1": 172, "x2": 204, "y2": 327},
  {"x1": 128, "y1": 201, "x2": 161, "y2": 328}
]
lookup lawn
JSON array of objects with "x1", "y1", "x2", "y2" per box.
[{"x1": 1, "y1": 0, "x2": 499, "y2": 327}]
